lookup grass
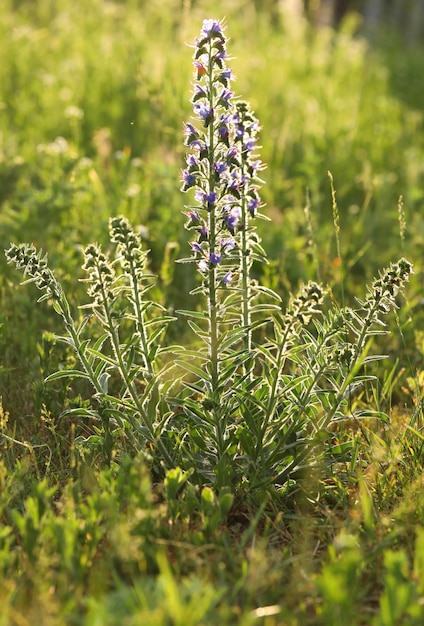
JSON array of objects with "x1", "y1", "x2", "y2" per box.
[{"x1": 1, "y1": 0, "x2": 424, "y2": 624}]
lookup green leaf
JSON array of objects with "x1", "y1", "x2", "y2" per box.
[{"x1": 44, "y1": 369, "x2": 91, "y2": 383}]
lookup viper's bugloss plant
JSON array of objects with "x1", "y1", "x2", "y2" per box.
[{"x1": 4, "y1": 19, "x2": 413, "y2": 502}]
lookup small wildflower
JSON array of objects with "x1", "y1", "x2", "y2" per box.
[
  {"x1": 220, "y1": 238, "x2": 236, "y2": 254},
  {"x1": 191, "y1": 241, "x2": 203, "y2": 255},
  {"x1": 213, "y1": 161, "x2": 227, "y2": 176},
  {"x1": 5, "y1": 243, "x2": 62, "y2": 301},
  {"x1": 181, "y1": 169, "x2": 197, "y2": 191},
  {"x1": 218, "y1": 88, "x2": 234, "y2": 109},
  {"x1": 190, "y1": 139, "x2": 208, "y2": 157},
  {"x1": 217, "y1": 122, "x2": 230, "y2": 146},
  {"x1": 222, "y1": 271, "x2": 233, "y2": 285},
  {"x1": 193, "y1": 102, "x2": 214, "y2": 127},
  {"x1": 247, "y1": 196, "x2": 260, "y2": 216},
  {"x1": 192, "y1": 84, "x2": 208, "y2": 102},
  {"x1": 198, "y1": 259, "x2": 208, "y2": 272},
  {"x1": 194, "y1": 60, "x2": 207, "y2": 79},
  {"x1": 223, "y1": 206, "x2": 241, "y2": 233},
  {"x1": 184, "y1": 210, "x2": 201, "y2": 227},
  {"x1": 194, "y1": 189, "x2": 217, "y2": 205},
  {"x1": 197, "y1": 225, "x2": 209, "y2": 241},
  {"x1": 186, "y1": 153, "x2": 198, "y2": 167},
  {"x1": 200, "y1": 19, "x2": 224, "y2": 40},
  {"x1": 126, "y1": 183, "x2": 141, "y2": 198},
  {"x1": 209, "y1": 253, "x2": 222, "y2": 267},
  {"x1": 217, "y1": 68, "x2": 233, "y2": 86},
  {"x1": 65, "y1": 105, "x2": 84, "y2": 120},
  {"x1": 184, "y1": 122, "x2": 199, "y2": 138}
]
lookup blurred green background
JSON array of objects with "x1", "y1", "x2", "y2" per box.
[{"x1": 1, "y1": 0, "x2": 424, "y2": 420}]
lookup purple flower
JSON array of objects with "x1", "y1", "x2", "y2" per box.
[
  {"x1": 194, "y1": 102, "x2": 214, "y2": 127},
  {"x1": 184, "y1": 123, "x2": 199, "y2": 146},
  {"x1": 248, "y1": 119, "x2": 260, "y2": 133},
  {"x1": 186, "y1": 154, "x2": 198, "y2": 168},
  {"x1": 191, "y1": 241, "x2": 202, "y2": 254},
  {"x1": 227, "y1": 172, "x2": 241, "y2": 193},
  {"x1": 225, "y1": 146, "x2": 240, "y2": 165},
  {"x1": 213, "y1": 48, "x2": 227, "y2": 62},
  {"x1": 192, "y1": 84, "x2": 208, "y2": 102},
  {"x1": 184, "y1": 122, "x2": 198, "y2": 137},
  {"x1": 248, "y1": 159, "x2": 262, "y2": 174},
  {"x1": 234, "y1": 123, "x2": 244, "y2": 139},
  {"x1": 195, "y1": 189, "x2": 217, "y2": 205},
  {"x1": 218, "y1": 69, "x2": 232, "y2": 84},
  {"x1": 205, "y1": 191, "x2": 217, "y2": 204},
  {"x1": 190, "y1": 139, "x2": 208, "y2": 159},
  {"x1": 197, "y1": 225, "x2": 209, "y2": 241},
  {"x1": 223, "y1": 206, "x2": 241, "y2": 233},
  {"x1": 218, "y1": 88, "x2": 233, "y2": 109},
  {"x1": 184, "y1": 210, "x2": 201, "y2": 226},
  {"x1": 198, "y1": 259, "x2": 208, "y2": 272},
  {"x1": 201, "y1": 19, "x2": 224, "y2": 40},
  {"x1": 243, "y1": 138, "x2": 256, "y2": 152},
  {"x1": 209, "y1": 253, "x2": 222, "y2": 267},
  {"x1": 194, "y1": 189, "x2": 205, "y2": 204},
  {"x1": 220, "y1": 238, "x2": 236, "y2": 254},
  {"x1": 222, "y1": 271, "x2": 233, "y2": 285},
  {"x1": 248, "y1": 197, "x2": 260, "y2": 216},
  {"x1": 180, "y1": 169, "x2": 196, "y2": 190},
  {"x1": 213, "y1": 161, "x2": 227, "y2": 176},
  {"x1": 217, "y1": 123, "x2": 230, "y2": 146},
  {"x1": 190, "y1": 138, "x2": 206, "y2": 151}
]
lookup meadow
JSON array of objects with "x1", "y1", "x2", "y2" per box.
[{"x1": 1, "y1": 0, "x2": 424, "y2": 624}]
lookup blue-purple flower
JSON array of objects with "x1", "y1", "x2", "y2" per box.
[
  {"x1": 180, "y1": 169, "x2": 196, "y2": 191},
  {"x1": 248, "y1": 197, "x2": 260, "y2": 216},
  {"x1": 195, "y1": 189, "x2": 217, "y2": 205},
  {"x1": 223, "y1": 206, "x2": 241, "y2": 233},
  {"x1": 200, "y1": 19, "x2": 224, "y2": 40},
  {"x1": 194, "y1": 102, "x2": 214, "y2": 127},
  {"x1": 197, "y1": 225, "x2": 209, "y2": 241},
  {"x1": 209, "y1": 252, "x2": 222, "y2": 267},
  {"x1": 222, "y1": 271, "x2": 233, "y2": 285},
  {"x1": 192, "y1": 84, "x2": 208, "y2": 102},
  {"x1": 184, "y1": 210, "x2": 201, "y2": 227},
  {"x1": 218, "y1": 88, "x2": 234, "y2": 109},
  {"x1": 191, "y1": 241, "x2": 202, "y2": 254},
  {"x1": 220, "y1": 237, "x2": 236, "y2": 254},
  {"x1": 213, "y1": 161, "x2": 227, "y2": 178}
]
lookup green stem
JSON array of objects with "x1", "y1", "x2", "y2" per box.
[
  {"x1": 206, "y1": 42, "x2": 223, "y2": 457},
  {"x1": 261, "y1": 321, "x2": 293, "y2": 441},
  {"x1": 128, "y1": 260, "x2": 155, "y2": 378},
  {"x1": 94, "y1": 264, "x2": 173, "y2": 468},
  {"x1": 240, "y1": 166, "x2": 252, "y2": 360},
  {"x1": 59, "y1": 294, "x2": 114, "y2": 464}
]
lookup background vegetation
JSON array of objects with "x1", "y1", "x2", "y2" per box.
[{"x1": 1, "y1": 0, "x2": 424, "y2": 623}]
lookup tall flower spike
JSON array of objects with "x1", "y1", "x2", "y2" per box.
[
  {"x1": 180, "y1": 19, "x2": 268, "y2": 383},
  {"x1": 181, "y1": 18, "x2": 240, "y2": 285}
]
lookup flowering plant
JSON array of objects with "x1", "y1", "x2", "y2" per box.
[{"x1": 5, "y1": 19, "x2": 412, "y2": 501}]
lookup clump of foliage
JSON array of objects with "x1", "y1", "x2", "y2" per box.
[
  {"x1": 2, "y1": 6, "x2": 424, "y2": 625},
  {"x1": 5, "y1": 20, "x2": 412, "y2": 506}
]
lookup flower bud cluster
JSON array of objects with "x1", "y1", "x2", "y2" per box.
[
  {"x1": 5, "y1": 243, "x2": 62, "y2": 301},
  {"x1": 286, "y1": 282, "x2": 324, "y2": 326},
  {"x1": 82, "y1": 244, "x2": 116, "y2": 306},
  {"x1": 365, "y1": 258, "x2": 413, "y2": 313},
  {"x1": 181, "y1": 19, "x2": 265, "y2": 285},
  {"x1": 109, "y1": 215, "x2": 147, "y2": 281}
]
